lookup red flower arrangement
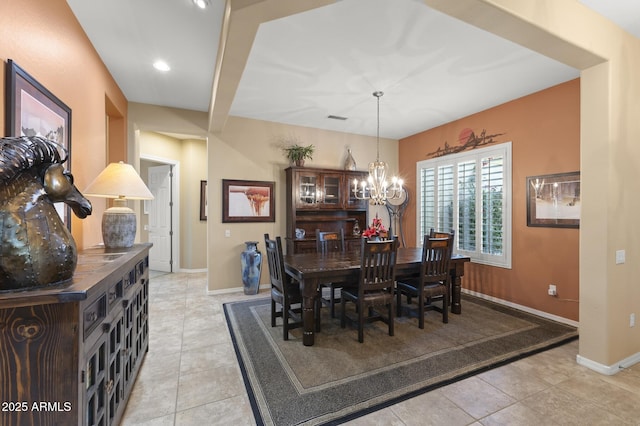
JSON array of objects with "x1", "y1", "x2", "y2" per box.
[{"x1": 362, "y1": 214, "x2": 388, "y2": 239}]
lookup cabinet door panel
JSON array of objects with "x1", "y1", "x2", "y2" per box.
[
  {"x1": 294, "y1": 240, "x2": 317, "y2": 253},
  {"x1": 346, "y1": 238, "x2": 364, "y2": 253},
  {"x1": 295, "y1": 172, "x2": 319, "y2": 208},
  {"x1": 107, "y1": 315, "x2": 124, "y2": 424},
  {"x1": 85, "y1": 338, "x2": 107, "y2": 426},
  {"x1": 344, "y1": 171, "x2": 369, "y2": 209},
  {"x1": 320, "y1": 173, "x2": 342, "y2": 208},
  {"x1": 0, "y1": 304, "x2": 78, "y2": 426}
]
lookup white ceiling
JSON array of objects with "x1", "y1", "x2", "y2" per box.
[
  {"x1": 66, "y1": 0, "x2": 224, "y2": 112},
  {"x1": 66, "y1": 0, "x2": 640, "y2": 140}
]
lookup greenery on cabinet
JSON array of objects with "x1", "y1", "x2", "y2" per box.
[{"x1": 283, "y1": 143, "x2": 315, "y2": 166}]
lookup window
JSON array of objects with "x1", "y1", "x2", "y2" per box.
[{"x1": 417, "y1": 142, "x2": 512, "y2": 268}]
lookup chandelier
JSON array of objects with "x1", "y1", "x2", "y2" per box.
[{"x1": 352, "y1": 91, "x2": 403, "y2": 205}]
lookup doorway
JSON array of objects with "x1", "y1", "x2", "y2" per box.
[{"x1": 140, "y1": 155, "x2": 180, "y2": 272}]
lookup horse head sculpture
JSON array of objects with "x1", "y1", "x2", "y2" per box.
[{"x1": 0, "y1": 136, "x2": 92, "y2": 291}]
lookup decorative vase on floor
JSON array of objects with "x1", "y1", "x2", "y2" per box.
[{"x1": 241, "y1": 241, "x2": 262, "y2": 295}]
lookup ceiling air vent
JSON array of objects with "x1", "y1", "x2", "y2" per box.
[{"x1": 327, "y1": 115, "x2": 348, "y2": 121}]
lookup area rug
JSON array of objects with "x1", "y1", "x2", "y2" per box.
[{"x1": 223, "y1": 294, "x2": 578, "y2": 425}]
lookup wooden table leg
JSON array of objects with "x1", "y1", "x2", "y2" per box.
[
  {"x1": 302, "y1": 278, "x2": 318, "y2": 346},
  {"x1": 450, "y1": 263, "x2": 464, "y2": 314}
]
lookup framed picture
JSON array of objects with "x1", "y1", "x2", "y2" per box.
[
  {"x1": 5, "y1": 59, "x2": 72, "y2": 228},
  {"x1": 526, "y1": 171, "x2": 580, "y2": 228},
  {"x1": 200, "y1": 180, "x2": 208, "y2": 221},
  {"x1": 222, "y1": 179, "x2": 275, "y2": 223}
]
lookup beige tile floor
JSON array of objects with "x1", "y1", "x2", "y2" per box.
[{"x1": 121, "y1": 272, "x2": 640, "y2": 426}]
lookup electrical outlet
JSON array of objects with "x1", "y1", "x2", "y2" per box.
[
  {"x1": 548, "y1": 284, "x2": 557, "y2": 296},
  {"x1": 631, "y1": 313, "x2": 636, "y2": 327},
  {"x1": 224, "y1": 229, "x2": 231, "y2": 237}
]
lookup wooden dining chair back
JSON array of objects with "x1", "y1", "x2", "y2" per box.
[
  {"x1": 264, "y1": 233, "x2": 308, "y2": 340},
  {"x1": 340, "y1": 237, "x2": 398, "y2": 343},
  {"x1": 429, "y1": 228, "x2": 455, "y2": 304},
  {"x1": 315, "y1": 228, "x2": 348, "y2": 318},
  {"x1": 396, "y1": 234, "x2": 453, "y2": 328},
  {"x1": 316, "y1": 228, "x2": 345, "y2": 254},
  {"x1": 430, "y1": 227, "x2": 455, "y2": 258}
]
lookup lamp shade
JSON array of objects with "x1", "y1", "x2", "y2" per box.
[
  {"x1": 83, "y1": 161, "x2": 154, "y2": 200},
  {"x1": 83, "y1": 161, "x2": 153, "y2": 249}
]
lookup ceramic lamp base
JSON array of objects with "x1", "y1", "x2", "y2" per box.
[{"x1": 102, "y1": 203, "x2": 136, "y2": 249}]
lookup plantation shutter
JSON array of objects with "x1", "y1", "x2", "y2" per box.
[
  {"x1": 481, "y1": 155, "x2": 504, "y2": 255},
  {"x1": 416, "y1": 142, "x2": 511, "y2": 268},
  {"x1": 419, "y1": 167, "x2": 435, "y2": 238},
  {"x1": 437, "y1": 165, "x2": 454, "y2": 233},
  {"x1": 457, "y1": 160, "x2": 476, "y2": 252}
]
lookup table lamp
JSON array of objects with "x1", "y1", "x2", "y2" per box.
[{"x1": 83, "y1": 161, "x2": 154, "y2": 249}]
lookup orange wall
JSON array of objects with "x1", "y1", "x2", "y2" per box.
[
  {"x1": 0, "y1": 0, "x2": 128, "y2": 249},
  {"x1": 400, "y1": 79, "x2": 580, "y2": 321}
]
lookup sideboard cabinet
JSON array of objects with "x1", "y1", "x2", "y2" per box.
[
  {"x1": 0, "y1": 244, "x2": 151, "y2": 426},
  {"x1": 286, "y1": 167, "x2": 368, "y2": 253}
]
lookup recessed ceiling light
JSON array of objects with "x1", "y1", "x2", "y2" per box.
[
  {"x1": 153, "y1": 60, "x2": 170, "y2": 72},
  {"x1": 193, "y1": 0, "x2": 209, "y2": 9}
]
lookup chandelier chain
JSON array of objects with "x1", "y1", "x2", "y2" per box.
[{"x1": 375, "y1": 91, "x2": 382, "y2": 161}]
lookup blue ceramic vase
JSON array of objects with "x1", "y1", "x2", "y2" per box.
[{"x1": 241, "y1": 241, "x2": 262, "y2": 295}]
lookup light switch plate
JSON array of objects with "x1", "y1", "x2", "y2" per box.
[{"x1": 615, "y1": 250, "x2": 625, "y2": 264}]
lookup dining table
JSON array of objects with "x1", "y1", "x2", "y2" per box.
[{"x1": 284, "y1": 247, "x2": 471, "y2": 346}]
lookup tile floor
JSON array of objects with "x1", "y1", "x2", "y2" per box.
[{"x1": 121, "y1": 272, "x2": 640, "y2": 426}]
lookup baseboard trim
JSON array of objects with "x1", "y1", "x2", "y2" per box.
[
  {"x1": 208, "y1": 284, "x2": 270, "y2": 296},
  {"x1": 462, "y1": 289, "x2": 579, "y2": 328},
  {"x1": 576, "y1": 351, "x2": 640, "y2": 375},
  {"x1": 176, "y1": 268, "x2": 207, "y2": 273},
  {"x1": 462, "y1": 289, "x2": 640, "y2": 374}
]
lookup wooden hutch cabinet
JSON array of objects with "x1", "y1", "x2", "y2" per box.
[
  {"x1": 0, "y1": 244, "x2": 151, "y2": 426},
  {"x1": 286, "y1": 166, "x2": 368, "y2": 253}
]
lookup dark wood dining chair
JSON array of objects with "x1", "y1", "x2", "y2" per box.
[
  {"x1": 264, "y1": 233, "x2": 319, "y2": 340},
  {"x1": 340, "y1": 237, "x2": 398, "y2": 343},
  {"x1": 429, "y1": 228, "x2": 455, "y2": 305},
  {"x1": 316, "y1": 228, "x2": 347, "y2": 318},
  {"x1": 396, "y1": 234, "x2": 453, "y2": 328}
]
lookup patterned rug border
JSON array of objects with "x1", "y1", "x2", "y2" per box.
[{"x1": 224, "y1": 294, "x2": 578, "y2": 425}]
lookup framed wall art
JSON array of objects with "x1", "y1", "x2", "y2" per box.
[
  {"x1": 526, "y1": 171, "x2": 580, "y2": 228},
  {"x1": 200, "y1": 180, "x2": 207, "y2": 221},
  {"x1": 222, "y1": 179, "x2": 275, "y2": 223},
  {"x1": 5, "y1": 59, "x2": 72, "y2": 227}
]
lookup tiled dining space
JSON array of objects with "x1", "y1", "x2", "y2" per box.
[{"x1": 121, "y1": 271, "x2": 640, "y2": 425}]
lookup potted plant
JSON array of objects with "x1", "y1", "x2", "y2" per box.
[{"x1": 283, "y1": 143, "x2": 314, "y2": 167}]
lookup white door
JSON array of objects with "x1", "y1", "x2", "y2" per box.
[{"x1": 148, "y1": 165, "x2": 172, "y2": 272}]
